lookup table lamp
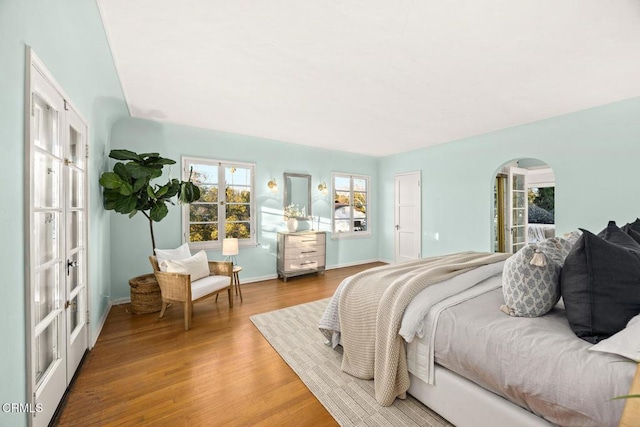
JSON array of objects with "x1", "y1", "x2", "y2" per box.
[{"x1": 222, "y1": 238, "x2": 239, "y2": 265}]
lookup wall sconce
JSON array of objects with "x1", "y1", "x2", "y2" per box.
[
  {"x1": 267, "y1": 178, "x2": 278, "y2": 193},
  {"x1": 317, "y1": 181, "x2": 328, "y2": 195}
]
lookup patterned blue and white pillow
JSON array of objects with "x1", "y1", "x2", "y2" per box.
[{"x1": 501, "y1": 238, "x2": 571, "y2": 317}]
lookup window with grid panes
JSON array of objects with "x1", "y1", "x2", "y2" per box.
[
  {"x1": 182, "y1": 157, "x2": 256, "y2": 248},
  {"x1": 332, "y1": 173, "x2": 371, "y2": 237}
]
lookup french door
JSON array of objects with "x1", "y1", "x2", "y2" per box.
[
  {"x1": 507, "y1": 167, "x2": 528, "y2": 253},
  {"x1": 394, "y1": 171, "x2": 421, "y2": 263},
  {"x1": 26, "y1": 49, "x2": 89, "y2": 427}
]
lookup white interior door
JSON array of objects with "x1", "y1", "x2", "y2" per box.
[
  {"x1": 507, "y1": 167, "x2": 528, "y2": 254},
  {"x1": 26, "y1": 50, "x2": 89, "y2": 427},
  {"x1": 395, "y1": 172, "x2": 421, "y2": 263}
]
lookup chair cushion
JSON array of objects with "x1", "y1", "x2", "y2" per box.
[
  {"x1": 191, "y1": 274, "x2": 231, "y2": 300},
  {"x1": 155, "y1": 243, "x2": 191, "y2": 271},
  {"x1": 163, "y1": 250, "x2": 210, "y2": 281}
]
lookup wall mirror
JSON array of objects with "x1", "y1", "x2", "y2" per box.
[{"x1": 283, "y1": 172, "x2": 311, "y2": 218}]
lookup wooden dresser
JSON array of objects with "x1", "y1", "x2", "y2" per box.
[{"x1": 277, "y1": 231, "x2": 326, "y2": 281}]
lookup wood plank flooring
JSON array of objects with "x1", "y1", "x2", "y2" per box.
[{"x1": 54, "y1": 263, "x2": 383, "y2": 427}]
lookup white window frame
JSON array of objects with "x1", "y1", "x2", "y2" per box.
[
  {"x1": 331, "y1": 172, "x2": 372, "y2": 239},
  {"x1": 182, "y1": 157, "x2": 257, "y2": 249}
]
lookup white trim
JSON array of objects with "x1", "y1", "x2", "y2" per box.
[
  {"x1": 90, "y1": 302, "x2": 112, "y2": 348},
  {"x1": 29, "y1": 50, "x2": 90, "y2": 125},
  {"x1": 24, "y1": 46, "x2": 36, "y2": 417},
  {"x1": 239, "y1": 274, "x2": 278, "y2": 284},
  {"x1": 325, "y1": 259, "x2": 381, "y2": 270}
]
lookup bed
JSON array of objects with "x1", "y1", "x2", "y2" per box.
[{"x1": 319, "y1": 252, "x2": 638, "y2": 427}]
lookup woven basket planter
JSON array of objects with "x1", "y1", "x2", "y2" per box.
[{"x1": 129, "y1": 273, "x2": 162, "y2": 314}]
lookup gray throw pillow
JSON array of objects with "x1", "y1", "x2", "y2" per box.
[
  {"x1": 501, "y1": 242, "x2": 562, "y2": 317},
  {"x1": 563, "y1": 230, "x2": 582, "y2": 245}
]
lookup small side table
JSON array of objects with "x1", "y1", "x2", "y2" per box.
[{"x1": 233, "y1": 266, "x2": 243, "y2": 302}]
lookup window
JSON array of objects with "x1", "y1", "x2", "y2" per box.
[
  {"x1": 182, "y1": 157, "x2": 256, "y2": 248},
  {"x1": 332, "y1": 173, "x2": 371, "y2": 237}
]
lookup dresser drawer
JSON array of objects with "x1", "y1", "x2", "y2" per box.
[
  {"x1": 277, "y1": 231, "x2": 327, "y2": 281},
  {"x1": 284, "y1": 245, "x2": 326, "y2": 260},
  {"x1": 285, "y1": 233, "x2": 326, "y2": 248},
  {"x1": 282, "y1": 255, "x2": 325, "y2": 272}
]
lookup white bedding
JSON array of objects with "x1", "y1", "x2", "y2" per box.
[
  {"x1": 404, "y1": 273, "x2": 503, "y2": 384},
  {"x1": 400, "y1": 262, "x2": 505, "y2": 384},
  {"x1": 414, "y1": 284, "x2": 635, "y2": 426},
  {"x1": 319, "y1": 260, "x2": 636, "y2": 426}
]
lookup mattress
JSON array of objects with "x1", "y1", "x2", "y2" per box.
[{"x1": 407, "y1": 279, "x2": 636, "y2": 427}]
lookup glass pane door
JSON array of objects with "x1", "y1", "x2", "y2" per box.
[
  {"x1": 508, "y1": 167, "x2": 528, "y2": 253},
  {"x1": 65, "y1": 106, "x2": 88, "y2": 376},
  {"x1": 29, "y1": 64, "x2": 68, "y2": 427},
  {"x1": 27, "y1": 51, "x2": 89, "y2": 427}
]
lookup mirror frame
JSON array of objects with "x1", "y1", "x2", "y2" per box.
[{"x1": 283, "y1": 172, "x2": 312, "y2": 218}]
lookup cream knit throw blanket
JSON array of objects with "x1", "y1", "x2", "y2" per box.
[{"x1": 338, "y1": 251, "x2": 510, "y2": 406}]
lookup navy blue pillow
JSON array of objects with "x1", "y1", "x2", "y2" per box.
[{"x1": 561, "y1": 221, "x2": 640, "y2": 343}]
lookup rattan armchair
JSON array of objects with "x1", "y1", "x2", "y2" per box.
[{"x1": 149, "y1": 256, "x2": 234, "y2": 330}]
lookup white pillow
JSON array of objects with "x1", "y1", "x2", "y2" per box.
[
  {"x1": 155, "y1": 243, "x2": 191, "y2": 271},
  {"x1": 163, "y1": 250, "x2": 210, "y2": 282},
  {"x1": 589, "y1": 314, "x2": 640, "y2": 362}
]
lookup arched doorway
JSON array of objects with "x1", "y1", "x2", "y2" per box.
[{"x1": 493, "y1": 158, "x2": 555, "y2": 253}]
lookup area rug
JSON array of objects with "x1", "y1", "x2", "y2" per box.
[{"x1": 250, "y1": 298, "x2": 453, "y2": 427}]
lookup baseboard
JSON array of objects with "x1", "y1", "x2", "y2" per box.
[
  {"x1": 91, "y1": 301, "x2": 112, "y2": 348},
  {"x1": 240, "y1": 260, "x2": 384, "y2": 284},
  {"x1": 110, "y1": 296, "x2": 131, "y2": 305},
  {"x1": 240, "y1": 274, "x2": 278, "y2": 284},
  {"x1": 325, "y1": 258, "x2": 383, "y2": 270}
]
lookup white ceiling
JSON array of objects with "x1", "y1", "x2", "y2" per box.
[{"x1": 97, "y1": 1, "x2": 640, "y2": 157}]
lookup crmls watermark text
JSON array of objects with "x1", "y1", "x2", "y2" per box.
[{"x1": 2, "y1": 403, "x2": 43, "y2": 413}]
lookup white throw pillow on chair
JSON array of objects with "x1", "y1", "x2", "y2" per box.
[
  {"x1": 155, "y1": 243, "x2": 191, "y2": 271},
  {"x1": 163, "y1": 250, "x2": 210, "y2": 282}
]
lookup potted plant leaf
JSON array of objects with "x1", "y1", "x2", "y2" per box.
[{"x1": 99, "y1": 149, "x2": 201, "y2": 313}]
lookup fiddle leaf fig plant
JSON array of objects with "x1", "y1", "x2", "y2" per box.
[{"x1": 99, "y1": 149, "x2": 200, "y2": 252}]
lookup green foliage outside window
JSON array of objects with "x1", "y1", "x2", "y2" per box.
[{"x1": 187, "y1": 162, "x2": 253, "y2": 243}]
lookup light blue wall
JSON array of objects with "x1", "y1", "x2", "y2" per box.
[
  {"x1": 0, "y1": 0, "x2": 128, "y2": 425},
  {"x1": 378, "y1": 97, "x2": 640, "y2": 262},
  {"x1": 107, "y1": 118, "x2": 380, "y2": 299},
  {"x1": 3, "y1": 0, "x2": 640, "y2": 423}
]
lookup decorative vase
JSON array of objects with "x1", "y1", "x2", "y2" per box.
[{"x1": 286, "y1": 217, "x2": 298, "y2": 232}]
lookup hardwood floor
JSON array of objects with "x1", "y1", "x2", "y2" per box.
[{"x1": 55, "y1": 263, "x2": 383, "y2": 427}]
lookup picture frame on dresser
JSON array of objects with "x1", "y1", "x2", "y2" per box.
[{"x1": 277, "y1": 231, "x2": 326, "y2": 281}]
